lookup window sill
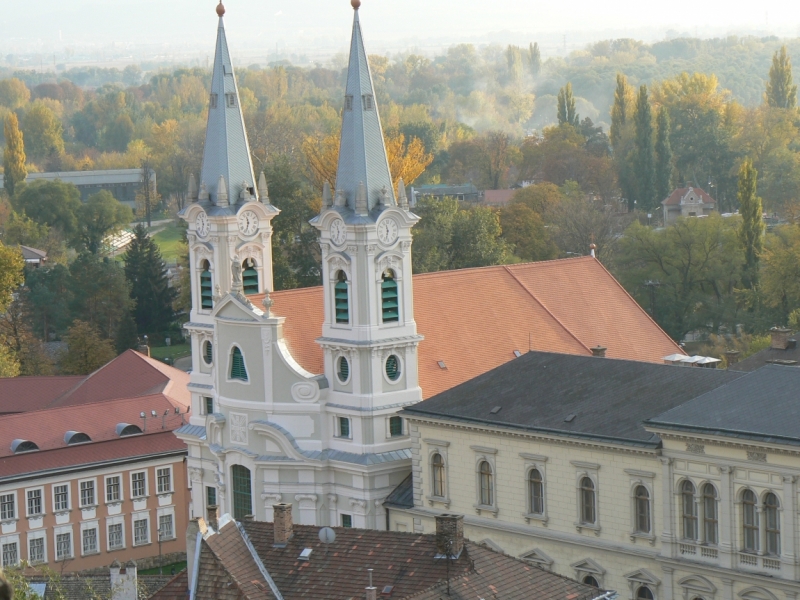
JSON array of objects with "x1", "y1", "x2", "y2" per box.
[
  {"x1": 27, "y1": 513, "x2": 46, "y2": 519},
  {"x1": 79, "y1": 504, "x2": 98, "y2": 510},
  {"x1": 131, "y1": 495, "x2": 149, "y2": 501},
  {"x1": 157, "y1": 491, "x2": 173, "y2": 498},
  {"x1": 473, "y1": 504, "x2": 499, "y2": 517},
  {"x1": 574, "y1": 521, "x2": 601, "y2": 536},
  {"x1": 629, "y1": 531, "x2": 656, "y2": 545},
  {"x1": 426, "y1": 495, "x2": 450, "y2": 509},
  {"x1": 523, "y1": 512, "x2": 548, "y2": 526},
  {"x1": 1, "y1": 518, "x2": 19, "y2": 525},
  {"x1": 81, "y1": 550, "x2": 101, "y2": 557},
  {"x1": 54, "y1": 509, "x2": 71, "y2": 516},
  {"x1": 133, "y1": 541, "x2": 152, "y2": 548},
  {"x1": 56, "y1": 555, "x2": 74, "y2": 562},
  {"x1": 107, "y1": 546, "x2": 127, "y2": 553}
]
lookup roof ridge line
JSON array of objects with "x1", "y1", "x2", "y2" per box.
[
  {"x1": 501, "y1": 265, "x2": 591, "y2": 354},
  {"x1": 236, "y1": 522, "x2": 284, "y2": 600}
]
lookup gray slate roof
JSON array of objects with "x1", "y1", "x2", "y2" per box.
[
  {"x1": 402, "y1": 350, "x2": 744, "y2": 447},
  {"x1": 733, "y1": 344, "x2": 800, "y2": 372},
  {"x1": 383, "y1": 473, "x2": 413, "y2": 509},
  {"x1": 334, "y1": 7, "x2": 395, "y2": 212},
  {"x1": 646, "y1": 364, "x2": 800, "y2": 445}
]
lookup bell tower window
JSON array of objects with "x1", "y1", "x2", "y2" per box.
[
  {"x1": 381, "y1": 270, "x2": 399, "y2": 323},
  {"x1": 335, "y1": 271, "x2": 349, "y2": 324},
  {"x1": 242, "y1": 258, "x2": 258, "y2": 295},
  {"x1": 200, "y1": 260, "x2": 213, "y2": 310},
  {"x1": 230, "y1": 347, "x2": 248, "y2": 381}
]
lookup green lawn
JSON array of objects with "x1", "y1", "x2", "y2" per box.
[
  {"x1": 149, "y1": 343, "x2": 191, "y2": 362},
  {"x1": 139, "y1": 561, "x2": 187, "y2": 576},
  {"x1": 151, "y1": 223, "x2": 187, "y2": 262}
]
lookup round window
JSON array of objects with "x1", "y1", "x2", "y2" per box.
[
  {"x1": 337, "y1": 356, "x2": 350, "y2": 383},
  {"x1": 385, "y1": 355, "x2": 401, "y2": 381},
  {"x1": 203, "y1": 341, "x2": 213, "y2": 365}
]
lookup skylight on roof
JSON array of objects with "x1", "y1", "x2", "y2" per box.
[
  {"x1": 513, "y1": 350, "x2": 522, "y2": 358},
  {"x1": 298, "y1": 548, "x2": 312, "y2": 561},
  {"x1": 11, "y1": 439, "x2": 39, "y2": 454},
  {"x1": 437, "y1": 361, "x2": 447, "y2": 370}
]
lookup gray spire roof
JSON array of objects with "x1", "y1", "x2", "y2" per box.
[
  {"x1": 334, "y1": 6, "x2": 395, "y2": 215},
  {"x1": 199, "y1": 7, "x2": 256, "y2": 206}
]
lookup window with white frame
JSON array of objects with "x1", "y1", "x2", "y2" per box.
[
  {"x1": 108, "y1": 522, "x2": 124, "y2": 550},
  {"x1": 2, "y1": 542, "x2": 18, "y2": 567},
  {"x1": 764, "y1": 492, "x2": 781, "y2": 556},
  {"x1": 634, "y1": 485, "x2": 651, "y2": 534},
  {"x1": 55, "y1": 532, "x2": 72, "y2": 560},
  {"x1": 0, "y1": 494, "x2": 15, "y2": 520},
  {"x1": 133, "y1": 518, "x2": 149, "y2": 546},
  {"x1": 702, "y1": 483, "x2": 718, "y2": 544},
  {"x1": 53, "y1": 484, "x2": 69, "y2": 511},
  {"x1": 131, "y1": 472, "x2": 147, "y2": 498},
  {"x1": 636, "y1": 586, "x2": 654, "y2": 600},
  {"x1": 80, "y1": 480, "x2": 95, "y2": 507},
  {"x1": 431, "y1": 453, "x2": 446, "y2": 498},
  {"x1": 157, "y1": 468, "x2": 172, "y2": 494},
  {"x1": 478, "y1": 461, "x2": 494, "y2": 506},
  {"x1": 27, "y1": 489, "x2": 43, "y2": 516},
  {"x1": 336, "y1": 416, "x2": 351, "y2": 439},
  {"x1": 741, "y1": 488, "x2": 758, "y2": 552},
  {"x1": 106, "y1": 475, "x2": 122, "y2": 503},
  {"x1": 28, "y1": 537, "x2": 45, "y2": 564},
  {"x1": 580, "y1": 477, "x2": 596, "y2": 525},
  {"x1": 681, "y1": 480, "x2": 697, "y2": 540},
  {"x1": 82, "y1": 528, "x2": 98, "y2": 555},
  {"x1": 529, "y1": 469, "x2": 545, "y2": 515},
  {"x1": 158, "y1": 514, "x2": 174, "y2": 540}
]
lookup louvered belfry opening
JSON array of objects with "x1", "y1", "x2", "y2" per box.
[
  {"x1": 200, "y1": 260, "x2": 213, "y2": 309},
  {"x1": 230, "y1": 347, "x2": 248, "y2": 381},
  {"x1": 381, "y1": 270, "x2": 399, "y2": 322},
  {"x1": 242, "y1": 258, "x2": 258, "y2": 295},
  {"x1": 335, "y1": 271, "x2": 349, "y2": 323}
]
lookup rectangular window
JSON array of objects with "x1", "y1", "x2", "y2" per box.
[
  {"x1": 344, "y1": 95, "x2": 353, "y2": 111},
  {"x1": 80, "y1": 481, "x2": 95, "y2": 507},
  {"x1": 362, "y1": 94, "x2": 374, "y2": 110},
  {"x1": 158, "y1": 514, "x2": 174, "y2": 540},
  {"x1": 106, "y1": 476, "x2": 121, "y2": 503},
  {"x1": 338, "y1": 417, "x2": 350, "y2": 439},
  {"x1": 226, "y1": 93, "x2": 236, "y2": 108},
  {"x1": 341, "y1": 514, "x2": 352, "y2": 528},
  {"x1": 1, "y1": 494, "x2": 15, "y2": 520},
  {"x1": 28, "y1": 538, "x2": 44, "y2": 564},
  {"x1": 210, "y1": 93, "x2": 218, "y2": 108},
  {"x1": 206, "y1": 486, "x2": 217, "y2": 508},
  {"x1": 27, "y1": 490, "x2": 42, "y2": 516},
  {"x1": 131, "y1": 472, "x2": 146, "y2": 498},
  {"x1": 157, "y1": 468, "x2": 172, "y2": 494},
  {"x1": 204, "y1": 396, "x2": 214, "y2": 415},
  {"x1": 2, "y1": 542, "x2": 17, "y2": 567},
  {"x1": 134, "y1": 519, "x2": 149, "y2": 546},
  {"x1": 55, "y1": 533, "x2": 71, "y2": 560},
  {"x1": 82, "y1": 529, "x2": 98, "y2": 555},
  {"x1": 53, "y1": 485, "x2": 69, "y2": 511},
  {"x1": 389, "y1": 416, "x2": 403, "y2": 437},
  {"x1": 108, "y1": 524, "x2": 123, "y2": 550}
]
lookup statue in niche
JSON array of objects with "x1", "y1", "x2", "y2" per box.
[{"x1": 231, "y1": 256, "x2": 243, "y2": 290}]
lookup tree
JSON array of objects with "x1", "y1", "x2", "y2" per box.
[
  {"x1": 13, "y1": 180, "x2": 81, "y2": 239},
  {"x1": 75, "y1": 191, "x2": 133, "y2": 254},
  {"x1": 22, "y1": 100, "x2": 65, "y2": 162},
  {"x1": 760, "y1": 226, "x2": 800, "y2": 322},
  {"x1": 123, "y1": 224, "x2": 176, "y2": 334},
  {"x1": 0, "y1": 296, "x2": 53, "y2": 375},
  {"x1": 610, "y1": 74, "x2": 633, "y2": 152},
  {"x1": 115, "y1": 311, "x2": 140, "y2": 354},
  {"x1": 68, "y1": 253, "x2": 134, "y2": 339},
  {"x1": 137, "y1": 159, "x2": 159, "y2": 227},
  {"x1": 633, "y1": 85, "x2": 656, "y2": 210},
  {"x1": 510, "y1": 183, "x2": 563, "y2": 221},
  {"x1": 766, "y1": 46, "x2": 797, "y2": 109},
  {"x1": 3, "y1": 113, "x2": 27, "y2": 197},
  {"x1": 25, "y1": 264, "x2": 72, "y2": 340},
  {"x1": 737, "y1": 158, "x2": 763, "y2": 289},
  {"x1": 60, "y1": 320, "x2": 116, "y2": 375},
  {"x1": 655, "y1": 107, "x2": 673, "y2": 205},
  {"x1": 0, "y1": 241, "x2": 24, "y2": 313},
  {"x1": 1, "y1": 211, "x2": 48, "y2": 247},
  {"x1": 528, "y1": 42, "x2": 542, "y2": 76},
  {"x1": 0, "y1": 78, "x2": 30, "y2": 109},
  {"x1": 500, "y1": 203, "x2": 558, "y2": 262},
  {"x1": 557, "y1": 83, "x2": 579, "y2": 127}
]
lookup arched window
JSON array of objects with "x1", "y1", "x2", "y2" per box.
[
  {"x1": 337, "y1": 356, "x2": 349, "y2": 383},
  {"x1": 335, "y1": 271, "x2": 349, "y2": 323},
  {"x1": 582, "y1": 576, "x2": 599, "y2": 588},
  {"x1": 230, "y1": 347, "x2": 248, "y2": 381},
  {"x1": 200, "y1": 260, "x2": 213, "y2": 309},
  {"x1": 580, "y1": 477, "x2": 596, "y2": 524},
  {"x1": 703, "y1": 483, "x2": 718, "y2": 544},
  {"x1": 432, "y1": 453, "x2": 445, "y2": 497},
  {"x1": 636, "y1": 586, "x2": 654, "y2": 600},
  {"x1": 385, "y1": 355, "x2": 401, "y2": 381},
  {"x1": 681, "y1": 481, "x2": 697, "y2": 540},
  {"x1": 242, "y1": 258, "x2": 258, "y2": 295},
  {"x1": 231, "y1": 465, "x2": 252, "y2": 520},
  {"x1": 479, "y1": 461, "x2": 493, "y2": 506},
  {"x1": 742, "y1": 489, "x2": 758, "y2": 552},
  {"x1": 203, "y1": 340, "x2": 213, "y2": 365},
  {"x1": 765, "y1": 492, "x2": 780, "y2": 556},
  {"x1": 528, "y1": 469, "x2": 544, "y2": 515},
  {"x1": 381, "y1": 270, "x2": 399, "y2": 323},
  {"x1": 635, "y1": 485, "x2": 651, "y2": 534}
]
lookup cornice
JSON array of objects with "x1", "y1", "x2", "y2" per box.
[{"x1": 656, "y1": 430, "x2": 800, "y2": 459}]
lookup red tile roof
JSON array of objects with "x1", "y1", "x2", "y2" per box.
[
  {"x1": 0, "y1": 376, "x2": 83, "y2": 414},
  {"x1": 147, "y1": 570, "x2": 190, "y2": 600},
  {"x1": 483, "y1": 189, "x2": 516, "y2": 206},
  {"x1": 265, "y1": 257, "x2": 683, "y2": 399},
  {"x1": 0, "y1": 430, "x2": 186, "y2": 480},
  {"x1": 662, "y1": 186, "x2": 715, "y2": 206}
]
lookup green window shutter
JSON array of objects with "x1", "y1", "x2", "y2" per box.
[
  {"x1": 204, "y1": 341, "x2": 213, "y2": 365},
  {"x1": 200, "y1": 269, "x2": 213, "y2": 309},
  {"x1": 231, "y1": 465, "x2": 252, "y2": 520},
  {"x1": 335, "y1": 279, "x2": 349, "y2": 323},
  {"x1": 339, "y1": 417, "x2": 350, "y2": 438},
  {"x1": 204, "y1": 396, "x2": 214, "y2": 415},
  {"x1": 341, "y1": 514, "x2": 352, "y2": 528},
  {"x1": 230, "y1": 347, "x2": 248, "y2": 381},
  {"x1": 389, "y1": 416, "x2": 403, "y2": 436},
  {"x1": 381, "y1": 275, "x2": 399, "y2": 322},
  {"x1": 385, "y1": 355, "x2": 400, "y2": 381},
  {"x1": 337, "y1": 356, "x2": 350, "y2": 382},
  {"x1": 242, "y1": 266, "x2": 259, "y2": 295}
]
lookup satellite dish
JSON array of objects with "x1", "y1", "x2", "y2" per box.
[{"x1": 319, "y1": 527, "x2": 336, "y2": 544}]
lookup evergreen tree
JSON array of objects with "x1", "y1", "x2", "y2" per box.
[
  {"x1": 3, "y1": 113, "x2": 26, "y2": 198},
  {"x1": 766, "y1": 46, "x2": 798, "y2": 109},
  {"x1": 68, "y1": 253, "x2": 133, "y2": 339},
  {"x1": 655, "y1": 107, "x2": 673, "y2": 206},
  {"x1": 610, "y1": 74, "x2": 632, "y2": 152},
  {"x1": 633, "y1": 84, "x2": 656, "y2": 210},
  {"x1": 557, "y1": 83, "x2": 578, "y2": 127},
  {"x1": 123, "y1": 224, "x2": 177, "y2": 334},
  {"x1": 528, "y1": 42, "x2": 542, "y2": 76},
  {"x1": 115, "y1": 311, "x2": 140, "y2": 354},
  {"x1": 738, "y1": 158, "x2": 764, "y2": 289}
]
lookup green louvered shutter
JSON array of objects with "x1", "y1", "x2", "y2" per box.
[
  {"x1": 337, "y1": 356, "x2": 349, "y2": 382},
  {"x1": 230, "y1": 347, "x2": 248, "y2": 381},
  {"x1": 204, "y1": 341, "x2": 213, "y2": 365},
  {"x1": 381, "y1": 274, "x2": 399, "y2": 322},
  {"x1": 335, "y1": 277, "x2": 349, "y2": 323},
  {"x1": 200, "y1": 267, "x2": 213, "y2": 309},
  {"x1": 242, "y1": 261, "x2": 258, "y2": 295},
  {"x1": 385, "y1": 355, "x2": 400, "y2": 381}
]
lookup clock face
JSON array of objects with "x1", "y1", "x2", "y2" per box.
[
  {"x1": 378, "y1": 218, "x2": 399, "y2": 245},
  {"x1": 195, "y1": 212, "x2": 209, "y2": 238},
  {"x1": 238, "y1": 210, "x2": 259, "y2": 236},
  {"x1": 330, "y1": 218, "x2": 346, "y2": 246}
]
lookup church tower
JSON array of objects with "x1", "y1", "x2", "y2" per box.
[{"x1": 311, "y1": 0, "x2": 423, "y2": 452}]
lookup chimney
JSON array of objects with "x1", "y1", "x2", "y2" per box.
[
  {"x1": 725, "y1": 350, "x2": 740, "y2": 367},
  {"x1": 435, "y1": 514, "x2": 464, "y2": 558},
  {"x1": 591, "y1": 345, "x2": 607, "y2": 358},
  {"x1": 771, "y1": 327, "x2": 792, "y2": 350},
  {"x1": 207, "y1": 505, "x2": 219, "y2": 531},
  {"x1": 273, "y1": 503, "x2": 293, "y2": 547},
  {"x1": 186, "y1": 519, "x2": 201, "y2": 590},
  {"x1": 365, "y1": 568, "x2": 377, "y2": 600},
  {"x1": 110, "y1": 560, "x2": 138, "y2": 600}
]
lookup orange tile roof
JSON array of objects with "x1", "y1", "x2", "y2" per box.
[
  {"x1": 0, "y1": 376, "x2": 83, "y2": 414},
  {"x1": 662, "y1": 186, "x2": 715, "y2": 206},
  {"x1": 266, "y1": 257, "x2": 682, "y2": 399}
]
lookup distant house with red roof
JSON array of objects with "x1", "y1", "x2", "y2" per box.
[
  {"x1": 661, "y1": 186, "x2": 716, "y2": 225},
  {"x1": 0, "y1": 351, "x2": 191, "y2": 572}
]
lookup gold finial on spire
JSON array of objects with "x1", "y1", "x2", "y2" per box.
[
  {"x1": 351, "y1": 0, "x2": 361, "y2": 10},
  {"x1": 216, "y1": 1, "x2": 225, "y2": 17}
]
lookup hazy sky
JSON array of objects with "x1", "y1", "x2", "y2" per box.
[{"x1": 2, "y1": 0, "x2": 799, "y2": 59}]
